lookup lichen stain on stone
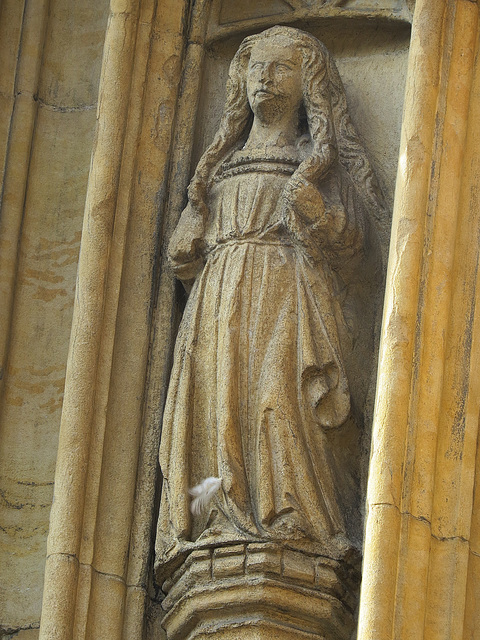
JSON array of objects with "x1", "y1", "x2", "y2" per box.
[
  {"x1": 0, "y1": 488, "x2": 42, "y2": 511},
  {"x1": 24, "y1": 364, "x2": 64, "y2": 377},
  {"x1": 9, "y1": 379, "x2": 45, "y2": 395},
  {"x1": 7, "y1": 396, "x2": 24, "y2": 407},
  {"x1": 445, "y1": 424, "x2": 465, "y2": 462},
  {"x1": 49, "y1": 247, "x2": 81, "y2": 270},
  {"x1": 21, "y1": 268, "x2": 65, "y2": 285},
  {"x1": 32, "y1": 286, "x2": 68, "y2": 302},
  {"x1": 39, "y1": 396, "x2": 63, "y2": 414},
  {"x1": 29, "y1": 233, "x2": 82, "y2": 270},
  {"x1": 8, "y1": 381, "x2": 65, "y2": 411},
  {"x1": 1, "y1": 521, "x2": 50, "y2": 539}
]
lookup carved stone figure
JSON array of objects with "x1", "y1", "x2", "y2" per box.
[{"x1": 155, "y1": 28, "x2": 382, "y2": 635}]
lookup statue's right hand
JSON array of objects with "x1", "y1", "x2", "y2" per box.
[{"x1": 168, "y1": 204, "x2": 205, "y2": 267}]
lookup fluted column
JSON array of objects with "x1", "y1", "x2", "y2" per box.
[
  {"x1": 0, "y1": 0, "x2": 109, "y2": 634},
  {"x1": 358, "y1": 2, "x2": 480, "y2": 638},
  {"x1": 38, "y1": 0, "x2": 189, "y2": 638}
]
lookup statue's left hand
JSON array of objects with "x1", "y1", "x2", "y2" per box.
[{"x1": 282, "y1": 176, "x2": 326, "y2": 225}]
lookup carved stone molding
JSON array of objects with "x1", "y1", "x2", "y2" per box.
[
  {"x1": 161, "y1": 545, "x2": 360, "y2": 640},
  {"x1": 358, "y1": 1, "x2": 480, "y2": 638},
  {"x1": 208, "y1": 0, "x2": 412, "y2": 42}
]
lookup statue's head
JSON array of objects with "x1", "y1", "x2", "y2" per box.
[
  {"x1": 245, "y1": 32, "x2": 304, "y2": 125},
  {"x1": 188, "y1": 26, "x2": 384, "y2": 219},
  {"x1": 227, "y1": 26, "x2": 332, "y2": 134}
]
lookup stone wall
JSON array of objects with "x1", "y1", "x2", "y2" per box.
[
  {"x1": 2, "y1": 1, "x2": 480, "y2": 640},
  {"x1": 0, "y1": 0, "x2": 109, "y2": 636}
]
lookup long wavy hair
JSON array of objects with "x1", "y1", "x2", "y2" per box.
[{"x1": 188, "y1": 26, "x2": 384, "y2": 221}]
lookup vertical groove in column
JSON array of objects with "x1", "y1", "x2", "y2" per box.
[
  {"x1": 39, "y1": 1, "x2": 141, "y2": 638},
  {"x1": 462, "y1": 41, "x2": 480, "y2": 614},
  {"x1": 77, "y1": 0, "x2": 156, "y2": 576},
  {"x1": 122, "y1": 1, "x2": 213, "y2": 636},
  {"x1": 0, "y1": 0, "x2": 49, "y2": 400},
  {"x1": 464, "y1": 416, "x2": 480, "y2": 636},
  {"x1": 0, "y1": 0, "x2": 26, "y2": 187},
  {"x1": 146, "y1": 0, "x2": 213, "y2": 593},
  {"x1": 82, "y1": 0, "x2": 161, "y2": 636},
  {"x1": 359, "y1": 2, "x2": 480, "y2": 639},
  {"x1": 394, "y1": 2, "x2": 475, "y2": 638},
  {"x1": 122, "y1": 0, "x2": 191, "y2": 596},
  {"x1": 358, "y1": 1, "x2": 447, "y2": 637},
  {"x1": 424, "y1": 6, "x2": 480, "y2": 638}
]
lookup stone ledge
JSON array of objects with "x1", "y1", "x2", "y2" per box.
[
  {"x1": 162, "y1": 576, "x2": 354, "y2": 640},
  {"x1": 160, "y1": 543, "x2": 360, "y2": 639},
  {"x1": 161, "y1": 543, "x2": 360, "y2": 612}
]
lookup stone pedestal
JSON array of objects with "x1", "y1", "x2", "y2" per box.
[{"x1": 160, "y1": 544, "x2": 360, "y2": 640}]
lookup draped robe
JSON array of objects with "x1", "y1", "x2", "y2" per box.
[{"x1": 156, "y1": 152, "x2": 366, "y2": 569}]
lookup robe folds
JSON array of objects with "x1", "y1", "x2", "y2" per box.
[{"x1": 156, "y1": 155, "x2": 366, "y2": 569}]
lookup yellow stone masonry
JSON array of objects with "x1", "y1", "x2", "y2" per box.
[
  {"x1": 359, "y1": 2, "x2": 480, "y2": 639},
  {"x1": 1, "y1": 0, "x2": 479, "y2": 638}
]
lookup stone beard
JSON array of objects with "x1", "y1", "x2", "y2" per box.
[{"x1": 155, "y1": 26, "x2": 382, "y2": 638}]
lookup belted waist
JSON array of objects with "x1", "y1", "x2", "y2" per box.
[{"x1": 208, "y1": 236, "x2": 294, "y2": 253}]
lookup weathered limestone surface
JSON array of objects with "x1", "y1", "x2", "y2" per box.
[
  {"x1": 0, "y1": 0, "x2": 109, "y2": 636},
  {"x1": 36, "y1": 2, "x2": 410, "y2": 638},
  {"x1": 358, "y1": 1, "x2": 480, "y2": 639},
  {"x1": 3, "y1": 0, "x2": 480, "y2": 639},
  {"x1": 39, "y1": 0, "x2": 190, "y2": 638},
  {"x1": 2, "y1": 1, "x2": 411, "y2": 638},
  {"x1": 155, "y1": 23, "x2": 386, "y2": 639}
]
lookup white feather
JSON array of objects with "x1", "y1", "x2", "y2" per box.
[{"x1": 189, "y1": 476, "x2": 222, "y2": 515}]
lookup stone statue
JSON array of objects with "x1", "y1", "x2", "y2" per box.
[{"x1": 155, "y1": 26, "x2": 382, "y2": 582}]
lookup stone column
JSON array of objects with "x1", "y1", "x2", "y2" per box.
[
  {"x1": 358, "y1": 1, "x2": 480, "y2": 638},
  {"x1": 0, "y1": 0, "x2": 108, "y2": 635},
  {"x1": 38, "y1": 0, "x2": 190, "y2": 638}
]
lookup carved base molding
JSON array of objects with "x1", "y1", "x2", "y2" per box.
[{"x1": 161, "y1": 544, "x2": 360, "y2": 640}]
